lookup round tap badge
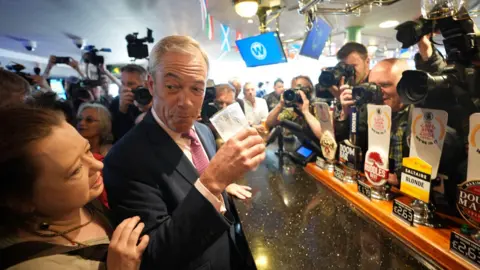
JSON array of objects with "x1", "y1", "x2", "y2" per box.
[
  {"x1": 457, "y1": 180, "x2": 480, "y2": 230},
  {"x1": 412, "y1": 111, "x2": 446, "y2": 146},
  {"x1": 320, "y1": 131, "x2": 337, "y2": 161},
  {"x1": 368, "y1": 107, "x2": 391, "y2": 135},
  {"x1": 364, "y1": 149, "x2": 389, "y2": 186}
]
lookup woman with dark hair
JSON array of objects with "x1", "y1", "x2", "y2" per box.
[{"x1": 0, "y1": 106, "x2": 148, "y2": 269}]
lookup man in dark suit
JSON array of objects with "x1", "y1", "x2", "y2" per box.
[{"x1": 104, "y1": 35, "x2": 265, "y2": 270}]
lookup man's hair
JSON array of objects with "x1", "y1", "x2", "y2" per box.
[
  {"x1": 77, "y1": 102, "x2": 113, "y2": 144},
  {"x1": 148, "y1": 35, "x2": 210, "y2": 78},
  {"x1": 243, "y1": 82, "x2": 254, "y2": 91},
  {"x1": 215, "y1": 84, "x2": 235, "y2": 97},
  {"x1": 121, "y1": 64, "x2": 147, "y2": 80},
  {"x1": 0, "y1": 69, "x2": 31, "y2": 107},
  {"x1": 274, "y1": 78, "x2": 284, "y2": 86},
  {"x1": 258, "y1": 82, "x2": 264, "y2": 88},
  {"x1": 337, "y1": 42, "x2": 368, "y2": 61}
]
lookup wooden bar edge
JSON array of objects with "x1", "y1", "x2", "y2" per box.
[{"x1": 305, "y1": 163, "x2": 476, "y2": 270}]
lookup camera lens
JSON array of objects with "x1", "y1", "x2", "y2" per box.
[
  {"x1": 283, "y1": 89, "x2": 297, "y2": 103},
  {"x1": 318, "y1": 71, "x2": 337, "y2": 88},
  {"x1": 133, "y1": 87, "x2": 152, "y2": 105}
]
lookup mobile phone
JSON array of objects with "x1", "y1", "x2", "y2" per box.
[{"x1": 55, "y1": 57, "x2": 71, "y2": 64}]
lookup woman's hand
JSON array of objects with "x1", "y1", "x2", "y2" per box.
[
  {"x1": 226, "y1": 184, "x2": 252, "y2": 200},
  {"x1": 107, "y1": 216, "x2": 150, "y2": 270}
]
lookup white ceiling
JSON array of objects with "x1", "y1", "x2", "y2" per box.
[{"x1": 0, "y1": 0, "x2": 478, "y2": 76}]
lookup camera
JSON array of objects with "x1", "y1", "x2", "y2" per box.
[
  {"x1": 68, "y1": 79, "x2": 101, "y2": 101},
  {"x1": 24, "y1": 40, "x2": 37, "y2": 52},
  {"x1": 6, "y1": 63, "x2": 40, "y2": 85},
  {"x1": 352, "y1": 83, "x2": 383, "y2": 106},
  {"x1": 54, "y1": 57, "x2": 71, "y2": 64},
  {"x1": 283, "y1": 86, "x2": 312, "y2": 107},
  {"x1": 132, "y1": 86, "x2": 152, "y2": 106},
  {"x1": 83, "y1": 50, "x2": 104, "y2": 66},
  {"x1": 396, "y1": 8, "x2": 480, "y2": 106},
  {"x1": 318, "y1": 62, "x2": 355, "y2": 88},
  {"x1": 126, "y1": 28, "x2": 154, "y2": 60}
]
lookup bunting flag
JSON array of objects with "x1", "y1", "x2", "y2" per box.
[
  {"x1": 234, "y1": 31, "x2": 243, "y2": 52},
  {"x1": 198, "y1": 0, "x2": 207, "y2": 30},
  {"x1": 206, "y1": 13, "x2": 214, "y2": 40},
  {"x1": 220, "y1": 24, "x2": 231, "y2": 52}
]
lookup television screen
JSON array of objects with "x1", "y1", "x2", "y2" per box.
[
  {"x1": 236, "y1": 32, "x2": 287, "y2": 67},
  {"x1": 300, "y1": 18, "x2": 332, "y2": 59}
]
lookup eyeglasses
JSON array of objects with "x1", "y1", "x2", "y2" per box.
[{"x1": 77, "y1": 116, "x2": 99, "y2": 124}]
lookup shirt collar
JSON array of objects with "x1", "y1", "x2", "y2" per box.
[{"x1": 151, "y1": 108, "x2": 195, "y2": 140}]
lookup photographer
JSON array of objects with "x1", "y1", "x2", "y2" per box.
[
  {"x1": 108, "y1": 64, "x2": 148, "y2": 141},
  {"x1": 329, "y1": 42, "x2": 371, "y2": 100},
  {"x1": 265, "y1": 75, "x2": 322, "y2": 140}
]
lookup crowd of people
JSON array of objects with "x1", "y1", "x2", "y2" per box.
[{"x1": 0, "y1": 28, "x2": 469, "y2": 268}]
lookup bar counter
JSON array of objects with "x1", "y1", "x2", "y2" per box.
[{"x1": 235, "y1": 148, "x2": 437, "y2": 270}]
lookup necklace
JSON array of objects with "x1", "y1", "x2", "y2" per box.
[{"x1": 29, "y1": 207, "x2": 95, "y2": 246}]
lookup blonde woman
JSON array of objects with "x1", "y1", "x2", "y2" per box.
[{"x1": 77, "y1": 103, "x2": 113, "y2": 157}]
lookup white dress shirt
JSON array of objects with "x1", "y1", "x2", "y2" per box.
[
  {"x1": 243, "y1": 97, "x2": 269, "y2": 125},
  {"x1": 151, "y1": 109, "x2": 226, "y2": 214}
]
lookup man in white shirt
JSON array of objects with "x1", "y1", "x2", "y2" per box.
[{"x1": 243, "y1": 82, "x2": 269, "y2": 126}]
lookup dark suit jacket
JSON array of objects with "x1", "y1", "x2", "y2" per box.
[{"x1": 103, "y1": 111, "x2": 256, "y2": 270}]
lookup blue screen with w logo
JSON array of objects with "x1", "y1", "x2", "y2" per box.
[{"x1": 236, "y1": 32, "x2": 287, "y2": 67}]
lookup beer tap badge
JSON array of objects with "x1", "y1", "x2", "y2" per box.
[
  {"x1": 364, "y1": 150, "x2": 389, "y2": 186},
  {"x1": 412, "y1": 111, "x2": 446, "y2": 146},
  {"x1": 457, "y1": 180, "x2": 480, "y2": 229},
  {"x1": 368, "y1": 107, "x2": 391, "y2": 135},
  {"x1": 458, "y1": 115, "x2": 480, "y2": 230},
  {"x1": 320, "y1": 131, "x2": 337, "y2": 161}
]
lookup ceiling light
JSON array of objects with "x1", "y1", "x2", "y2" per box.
[
  {"x1": 379, "y1": 20, "x2": 399, "y2": 29},
  {"x1": 266, "y1": 27, "x2": 271, "y2": 31},
  {"x1": 247, "y1": 19, "x2": 254, "y2": 23},
  {"x1": 233, "y1": 0, "x2": 259, "y2": 18},
  {"x1": 280, "y1": 33, "x2": 285, "y2": 37}
]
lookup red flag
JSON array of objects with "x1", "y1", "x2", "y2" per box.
[{"x1": 234, "y1": 31, "x2": 243, "y2": 52}]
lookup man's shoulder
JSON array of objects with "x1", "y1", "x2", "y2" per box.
[{"x1": 105, "y1": 121, "x2": 150, "y2": 163}]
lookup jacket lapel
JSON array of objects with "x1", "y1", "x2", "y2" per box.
[{"x1": 143, "y1": 112, "x2": 199, "y2": 185}]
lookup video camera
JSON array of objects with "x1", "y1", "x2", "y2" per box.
[
  {"x1": 283, "y1": 85, "x2": 312, "y2": 107},
  {"x1": 395, "y1": 5, "x2": 480, "y2": 106},
  {"x1": 68, "y1": 79, "x2": 102, "y2": 101},
  {"x1": 352, "y1": 83, "x2": 383, "y2": 107},
  {"x1": 318, "y1": 62, "x2": 355, "y2": 88},
  {"x1": 126, "y1": 28, "x2": 154, "y2": 60},
  {"x1": 6, "y1": 63, "x2": 40, "y2": 85},
  {"x1": 82, "y1": 46, "x2": 108, "y2": 66}
]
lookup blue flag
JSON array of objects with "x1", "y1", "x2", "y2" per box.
[
  {"x1": 300, "y1": 18, "x2": 332, "y2": 59},
  {"x1": 221, "y1": 24, "x2": 231, "y2": 52}
]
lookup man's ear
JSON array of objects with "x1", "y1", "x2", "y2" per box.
[{"x1": 147, "y1": 74, "x2": 155, "y2": 97}]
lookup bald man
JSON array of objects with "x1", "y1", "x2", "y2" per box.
[{"x1": 337, "y1": 58, "x2": 411, "y2": 185}]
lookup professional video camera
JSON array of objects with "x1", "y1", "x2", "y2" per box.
[
  {"x1": 318, "y1": 62, "x2": 355, "y2": 88},
  {"x1": 126, "y1": 28, "x2": 154, "y2": 60},
  {"x1": 6, "y1": 63, "x2": 40, "y2": 85},
  {"x1": 132, "y1": 86, "x2": 152, "y2": 106},
  {"x1": 352, "y1": 83, "x2": 383, "y2": 106},
  {"x1": 395, "y1": 4, "x2": 480, "y2": 108},
  {"x1": 283, "y1": 85, "x2": 312, "y2": 107},
  {"x1": 82, "y1": 45, "x2": 110, "y2": 66}
]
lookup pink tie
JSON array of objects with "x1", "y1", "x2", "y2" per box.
[{"x1": 183, "y1": 129, "x2": 209, "y2": 175}]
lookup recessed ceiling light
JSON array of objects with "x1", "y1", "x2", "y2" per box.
[
  {"x1": 247, "y1": 19, "x2": 253, "y2": 24},
  {"x1": 379, "y1": 20, "x2": 399, "y2": 28},
  {"x1": 280, "y1": 33, "x2": 285, "y2": 37}
]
